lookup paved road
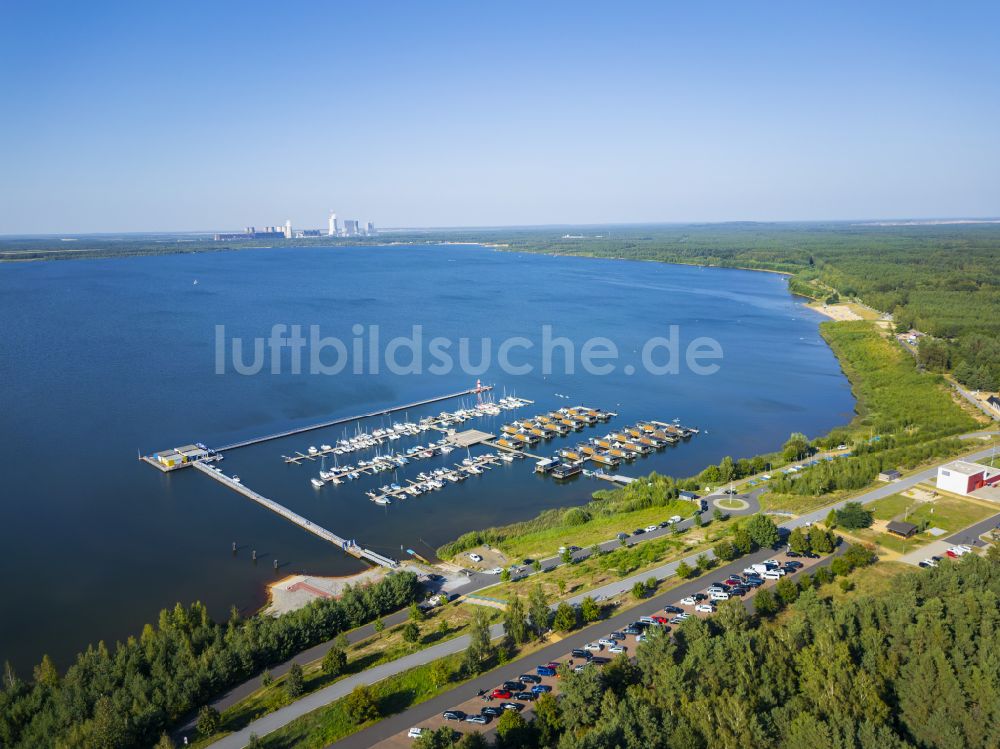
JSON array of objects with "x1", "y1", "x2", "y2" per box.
[
  {"x1": 786, "y1": 442, "x2": 1000, "y2": 530},
  {"x1": 334, "y1": 546, "x2": 846, "y2": 749},
  {"x1": 200, "y1": 494, "x2": 757, "y2": 748},
  {"x1": 200, "y1": 439, "x2": 998, "y2": 747},
  {"x1": 952, "y1": 382, "x2": 1000, "y2": 422},
  {"x1": 946, "y1": 512, "x2": 1000, "y2": 547}
]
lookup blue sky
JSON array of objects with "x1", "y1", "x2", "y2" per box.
[{"x1": 1, "y1": 1, "x2": 998, "y2": 233}]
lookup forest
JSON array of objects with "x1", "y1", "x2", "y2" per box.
[
  {"x1": 0, "y1": 572, "x2": 420, "y2": 748},
  {"x1": 419, "y1": 554, "x2": 1000, "y2": 749}
]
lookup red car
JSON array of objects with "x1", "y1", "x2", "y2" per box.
[
  {"x1": 945, "y1": 549, "x2": 958, "y2": 558},
  {"x1": 723, "y1": 579, "x2": 741, "y2": 587},
  {"x1": 491, "y1": 689, "x2": 512, "y2": 699},
  {"x1": 652, "y1": 615, "x2": 669, "y2": 624}
]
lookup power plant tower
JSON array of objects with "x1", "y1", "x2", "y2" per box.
[{"x1": 327, "y1": 211, "x2": 338, "y2": 236}]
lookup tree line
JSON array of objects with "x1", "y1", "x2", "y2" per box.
[{"x1": 0, "y1": 571, "x2": 420, "y2": 748}]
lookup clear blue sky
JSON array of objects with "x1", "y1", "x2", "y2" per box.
[{"x1": 1, "y1": 1, "x2": 998, "y2": 233}]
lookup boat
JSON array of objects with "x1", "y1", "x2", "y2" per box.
[
  {"x1": 499, "y1": 452, "x2": 514, "y2": 463},
  {"x1": 307, "y1": 446, "x2": 318, "y2": 455},
  {"x1": 232, "y1": 475, "x2": 241, "y2": 483},
  {"x1": 373, "y1": 496, "x2": 391, "y2": 505},
  {"x1": 320, "y1": 444, "x2": 332, "y2": 451},
  {"x1": 311, "y1": 478, "x2": 324, "y2": 489}
]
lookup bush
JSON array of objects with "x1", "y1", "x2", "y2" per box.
[{"x1": 835, "y1": 502, "x2": 874, "y2": 530}]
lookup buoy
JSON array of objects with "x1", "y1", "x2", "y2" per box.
[{"x1": 252, "y1": 549, "x2": 257, "y2": 562}]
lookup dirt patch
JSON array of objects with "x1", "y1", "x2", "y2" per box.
[
  {"x1": 810, "y1": 303, "x2": 863, "y2": 322},
  {"x1": 460, "y1": 545, "x2": 509, "y2": 571}
]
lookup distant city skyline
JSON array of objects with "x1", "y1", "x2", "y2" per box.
[{"x1": 1, "y1": 1, "x2": 998, "y2": 234}]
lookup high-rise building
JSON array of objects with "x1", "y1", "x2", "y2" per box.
[
  {"x1": 344, "y1": 219, "x2": 360, "y2": 236},
  {"x1": 366, "y1": 221, "x2": 376, "y2": 236},
  {"x1": 328, "y1": 211, "x2": 338, "y2": 236},
  {"x1": 283, "y1": 220, "x2": 293, "y2": 239}
]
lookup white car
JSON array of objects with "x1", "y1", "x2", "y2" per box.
[
  {"x1": 763, "y1": 570, "x2": 782, "y2": 580},
  {"x1": 635, "y1": 634, "x2": 647, "y2": 642},
  {"x1": 742, "y1": 567, "x2": 759, "y2": 576},
  {"x1": 679, "y1": 596, "x2": 697, "y2": 606},
  {"x1": 408, "y1": 727, "x2": 424, "y2": 739},
  {"x1": 669, "y1": 515, "x2": 682, "y2": 523},
  {"x1": 675, "y1": 612, "x2": 691, "y2": 620},
  {"x1": 598, "y1": 637, "x2": 616, "y2": 647},
  {"x1": 645, "y1": 524, "x2": 658, "y2": 532},
  {"x1": 609, "y1": 644, "x2": 626, "y2": 654},
  {"x1": 763, "y1": 559, "x2": 780, "y2": 566},
  {"x1": 485, "y1": 567, "x2": 504, "y2": 575},
  {"x1": 468, "y1": 553, "x2": 483, "y2": 563},
  {"x1": 709, "y1": 591, "x2": 729, "y2": 601},
  {"x1": 921, "y1": 558, "x2": 939, "y2": 567},
  {"x1": 584, "y1": 641, "x2": 603, "y2": 651},
  {"x1": 695, "y1": 604, "x2": 715, "y2": 613}
]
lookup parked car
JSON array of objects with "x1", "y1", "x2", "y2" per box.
[
  {"x1": 785, "y1": 551, "x2": 801, "y2": 558},
  {"x1": 598, "y1": 637, "x2": 616, "y2": 647},
  {"x1": 500, "y1": 702, "x2": 523, "y2": 712},
  {"x1": 920, "y1": 558, "x2": 939, "y2": 568},
  {"x1": 651, "y1": 615, "x2": 669, "y2": 625},
  {"x1": 632, "y1": 528, "x2": 645, "y2": 535},
  {"x1": 584, "y1": 641, "x2": 603, "y2": 651},
  {"x1": 466, "y1": 714, "x2": 489, "y2": 724},
  {"x1": 729, "y1": 586, "x2": 748, "y2": 596},
  {"x1": 570, "y1": 648, "x2": 592, "y2": 660},
  {"x1": 609, "y1": 644, "x2": 627, "y2": 654},
  {"x1": 680, "y1": 596, "x2": 697, "y2": 606},
  {"x1": 695, "y1": 604, "x2": 715, "y2": 613},
  {"x1": 536, "y1": 665, "x2": 556, "y2": 677},
  {"x1": 443, "y1": 710, "x2": 466, "y2": 721},
  {"x1": 481, "y1": 706, "x2": 502, "y2": 717},
  {"x1": 501, "y1": 681, "x2": 522, "y2": 692},
  {"x1": 486, "y1": 567, "x2": 504, "y2": 575},
  {"x1": 744, "y1": 577, "x2": 763, "y2": 588},
  {"x1": 492, "y1": 689, "x2": 512, "y2": 699},
  {"x1": 468, "y1": 553, "x2": 483, "y2": 563},
  {"x1": 408, "y1": 727, "x2": 425, "y2": 739},
  {"x1": 609, "y1": 631, "x2": 626, "y2": 640},
  {"x1": 763, "y1": 570, "x2": 782, "y2": 580},
  {"x1": 617, "y1": 532, "x2": 629, "y2": 541},
  {"x1": 784, "y1": 560, "x2": 804, "y2": 569},
  {"x1": 645, "y1": 524, "x2": 659, "y2": 532},
  {"x1": 623, "y1": 626, "x2": 641, "y2": 635},
  {"x1": 532, "y1": 683, "x2": 553, "y2": 694},
  {"x1": 515, "y1": 691, "x2": 536, "y2": 701},
  {"x1": 663, "y1": 605, "x2": 684, "y2": 614},
  {"x1": 669, "y1": 515, "x2": 682, "y2": 523},
  {"x1": 709, "y1": 591, "x2": 730, "y2": 601},
  {"x1": 518, "y1": 673, "x2": 541, "y2": 684}
]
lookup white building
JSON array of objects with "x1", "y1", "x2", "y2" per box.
[
  {"x1": 937, "y1": 460, "x2": 1000, "y2": 496},
  {"x1": 283, "y1": 220, "x2": 293, "y2": 239},
  {"x1": 328, "y1": 211, "x2": 338, "y2": 236}
]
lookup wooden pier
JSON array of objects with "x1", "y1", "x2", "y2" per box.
[
  {"x1": 216, "y1": 385, "x2": 498, "y2": 452},
  {"x1": 192, "y1": 462, "x2": 398, "y2": 568}
]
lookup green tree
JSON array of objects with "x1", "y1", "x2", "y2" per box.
[
  {"x1": 632, "y1": 581, "x2": 648, "y2": 599},
  {"x1": 91, "y1": 696, "x2": 127, "y2": 749},
  {"x1": 835, "y1": 502, "x2": 874, "y2": 530},
  {"x1": 154, "y1": 734, "x2": 176, "y2": 749},
  {"x1": 285, "y1": 662, "x2": 304, "y2": 698},
  {"x1": 528, "y1": 582, "x2": 550, "y2": 637},
  {"x1": 463, "y1": 607, "x2": 494, "y2": 674},
  {"x1": 322, "y1": 644, "x2": 347, "y2": 677},
  {"x1": 775, "y1": 576, "x2": 800, "y2": 605},
  {"x1": 580, "y1": 595, "x2": 601, "y2": 623},
  {"x1": 788, "y1": 527, "x2": 811, "y2": 555},
  {"x1": 32, "y1": 654, "x2": 59, "y2": 688},
  {"x1": 713, "y1": 507, "x2": 725, "y2": 523},
  {"x1": 373, "y1": 617, "x2": 385, "y2": 637},
  {"x1": 754, "y1": 588, "x2": 779, "y2": 617},
  {"x1": 402, "y1": 621, "x2": 421, "y2": 643},
  {"x1": 503, "y1": 594, "x2": 529, "y2": 645},
  {"x1": 430, "y1": 659, "x2": 452, "y2": 688},
  {"x1": 500, "y1": 568, "x2": 511, "y2": 582},
  {"x1": 696, "y1": 553, "x2": 713, "y2": 572},
  {"x1": 409, "y1": 602, "x2": 426, "y2": 622},
  {"x1": 561, "y1": 548, "x2": 573, "y2": 565},
  {"x1": 692, "y1": 511, "x2": 703, "y2": 527},
  {"x1": 783, "y1": 432, "x2": 810, "y2": 461},
  {"x1": 825, "y1": 508, "x2": 838, "y2": 528},
  {"x1": 496, "y1": 709, "x2": 530, "y2": 747},
  {"x1": 714, "y1": 540, "x2": 737, "y2": 561},
  {"x1": 810, "y1": 528, "x2": 835, "y2": 554},
  {"x1": 553, "y1": 602, "x2": 578, "y2": 632},
  {"x1": 746, "y1": 513, "x2": 781, "y2": 549},
  {"x1": 197, "y1": 705, "x2": 221, "y2": 737},
  {"x1": 532, "y1": 559, "x2": 542, "y2": 572},
  {"x1": 261, "y1": 668, "x2": 273, "y2": 687},
  {"x1": 414, "y1": 726, "x2": 458, "y2": 749},
  {"x1": 676, "y1": 560, "x2": 694, "y2": 579},
  {"x1": 732, "y1": 526, "x2": 753, "y2": 554},
  {"x1": 344, "y1": 683, "x2": 380, "y2": 723},
  {"x1": 247, "y1": 735, "x2": 264, "y2": 749},
  {"x1": 533, "y1": 692, "x2": 564, "y2": 747}
]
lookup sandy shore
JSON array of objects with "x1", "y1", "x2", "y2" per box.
[{"x1": 808, "y1": 303, "x2": 864, "y2": 321}]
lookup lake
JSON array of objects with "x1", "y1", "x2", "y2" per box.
[{"x1": 0, "y1": 244, "x2": 855, "y2": 673}]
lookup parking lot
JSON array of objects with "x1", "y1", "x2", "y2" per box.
[{"x1": 379, "y1": 548, "x2": 826, "y2": 747}]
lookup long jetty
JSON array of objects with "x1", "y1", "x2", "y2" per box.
[
  {"x1": 192, "y1": 462, "x2": 398, "y2": 568},
  {"x1": 215, "y1": 386, "x2": 494, "y2": 452}
]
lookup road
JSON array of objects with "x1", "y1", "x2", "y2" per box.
[
  {"x1": 334, "y1": 546, "x2": 846, "y2": 749},
  {"x1": 951, "y1": 381, "x2": 1000, "y2": 422},
  {"x1": 201, "y1": 438, "x2": 998, "y2": 747}
]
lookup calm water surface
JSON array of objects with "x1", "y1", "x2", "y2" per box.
[{"x1": 0, "y1": 245, "x2": 854, "y2": 672}]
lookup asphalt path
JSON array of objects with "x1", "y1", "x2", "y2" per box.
[{"x1": 331, "y1": 545, "x2": 846, "y2": 749}]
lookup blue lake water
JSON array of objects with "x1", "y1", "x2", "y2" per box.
[{"x1": 0, "y1": 244, "x2": 855, "y2": 672}]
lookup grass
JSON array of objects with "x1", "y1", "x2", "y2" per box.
[
  {"x1": 715, "y1": 497, "x2": 746, "y2": 509},
  {"x1": 189, "y1": 605, "x2": 489, "y2": 747},
  {"x1": 490, "y1": 500, "x2": 696, "y2": 561},
  {"x1": 818, "y1": 561, "x2": 912, "y2": 602},
  {"x1": 255, "y1": 652, "x2": 467, "y2": 748}
]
